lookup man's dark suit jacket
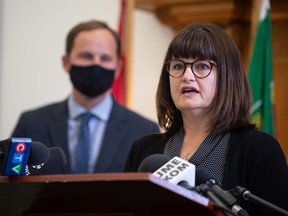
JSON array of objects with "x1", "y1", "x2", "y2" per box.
[{"x1": 11, "y1": 98, "x2": 160, "y2": 174}]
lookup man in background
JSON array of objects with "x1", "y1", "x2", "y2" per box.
[{"x1": 11, "y1": 20, "x2": 159, "y2": 174}]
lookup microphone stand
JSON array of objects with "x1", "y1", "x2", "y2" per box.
[
  {"x1": 206, "y1": 189, "x2": 235, "y2": 216},
  {"x1": 232, "y1": 186, "x2": 288, "y2": 216},
  {"x1": 195, "y1": 180, "x2": 248, "y2": 216},
  {"x1": 179, "y1": 181, "x2": 233, "y2": 215}
]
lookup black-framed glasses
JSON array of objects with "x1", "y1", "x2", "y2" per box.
[{"x1": 166, "y1": 59, "x2": 217, "y2": 78}]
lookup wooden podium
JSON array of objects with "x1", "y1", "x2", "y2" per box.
[{"x1": 0, "y1": 173, "x2": 219, "y2": 216}]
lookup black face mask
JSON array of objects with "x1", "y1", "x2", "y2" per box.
[{"x1": 70, "y1": 65, "x2": 115, "y2": 98}]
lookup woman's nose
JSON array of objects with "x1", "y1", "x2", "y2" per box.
[{"x1": 182, "y1": 66, "x2": 196, "y2": 81}]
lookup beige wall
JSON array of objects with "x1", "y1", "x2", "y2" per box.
[{"x1": 0, "y1": 0, "x2": 174, "y2": 139}]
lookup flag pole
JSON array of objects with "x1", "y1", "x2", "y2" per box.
[
  {"x1": 124, "y1": 0, "x2": 134, "y2": 108},
  {"x1": 248, "y1": 0, "x2": 262, "y2": 71}
]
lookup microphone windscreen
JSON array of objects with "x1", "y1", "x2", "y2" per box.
[
  {"x1": 196, "y1": 169, "x2": 219, "y2": 185},
  {"x1": 138, "y1": 154, "x2": 171, "y2": 172},
  {"x1": 28, "y1": 141, "x2": 50, "y2": 165},
  {"x1": 28, "y1": 147, "x2": 67, "y2": 175},
  {"x1": 49, "y1": 147, "x2": 67, "y2": 165}
]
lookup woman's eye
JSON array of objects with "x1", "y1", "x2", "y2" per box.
[
  {"x1": 195, "y1": 62, "x2": 210, "y2": 70},
  {"x1": 173, "y1": 63, "x2": 184, "y2": 70}
]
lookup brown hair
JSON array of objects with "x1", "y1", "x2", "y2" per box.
[
  {"x1": 156, "y1": 22, "x2": 255, "y2": 136},
  {"x1": 65, "y1": 20, "x2": 121, "y2": 56}
]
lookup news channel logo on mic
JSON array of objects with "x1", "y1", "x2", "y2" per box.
[
  {"x1": 0, "y1": 138, "x2": 32, "y2": 176},
  {"x1": 153, "y1": 156, "x2": 195, "y2": 187}
]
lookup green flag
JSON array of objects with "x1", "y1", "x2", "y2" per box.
[{"x1": 248, "y1": 0, "x2": 274, "y2": 136}]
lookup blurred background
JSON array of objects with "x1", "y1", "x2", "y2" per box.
[{"x1": 0, "y1": 0, "x2": 287, "y2": 159}]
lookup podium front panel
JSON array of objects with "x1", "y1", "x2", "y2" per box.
[{"x1": 0, "y1": 173, "x2": 217, "y2": 216}]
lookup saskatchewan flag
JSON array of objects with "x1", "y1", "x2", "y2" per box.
[{"x1": 248, "y1": 0, "x2": 274, "y2": 136}]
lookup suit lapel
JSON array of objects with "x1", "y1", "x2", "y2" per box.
[
  {"x1": 46, "y1": 100, "x2": 72, "y2": 173},
  {"x1": 94, "y1": 101, "x2": 127, "y2": 172}
]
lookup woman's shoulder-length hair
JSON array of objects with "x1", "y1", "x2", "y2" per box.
[{"x1": 156, "y1": 22, "x2": 255, "y2": 136}]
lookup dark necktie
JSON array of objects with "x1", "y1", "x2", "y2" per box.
[{"x1": 74, "y1": 112, "x2": 94, "y2": 174}]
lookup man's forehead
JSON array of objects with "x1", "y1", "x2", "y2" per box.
[{"x1": 72, "y1": 29, "x2": 117, "y2": 52}]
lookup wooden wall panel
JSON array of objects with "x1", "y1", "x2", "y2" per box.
[{"x1": 272, "y1": 20, "x2": 288, "y2": 157}]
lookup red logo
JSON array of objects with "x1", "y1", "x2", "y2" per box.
[{"x1": 15, "y1": 143, "x2": 26, "y2": 153}]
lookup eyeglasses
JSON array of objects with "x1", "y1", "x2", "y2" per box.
[{"x1": 166, "y1": 59, "x2": 217, "y2": 78}]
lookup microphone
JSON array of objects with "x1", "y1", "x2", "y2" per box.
[
  {"x1": 232, "y1": 186, "x2": 288, "y2": 216},
  {"x1": 138, "y1": 155, "x2": 246, "y2": 215},
  {"x1": 0, "y1": 138, "x2": 50, "y2": 176},
  {"x1": 26, "y1": 147, "x2": 67, "y2": 175},
  {"x1": 195, "y1": 169, "x2": 249, "y2": 216},
  {"x1": 138, "y1": 154, "x2": 171, "y2": 173},
  {"x1": 138, "y1": 154, "x2": 196, "y2": 188}
]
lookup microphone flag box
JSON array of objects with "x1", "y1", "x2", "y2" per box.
[
  {"x1": 0, "y1": 138, "x2": 32, "y2": 176},
  {"x1": 153, "y1": 156, "x2": 195, "y2": 187}
]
